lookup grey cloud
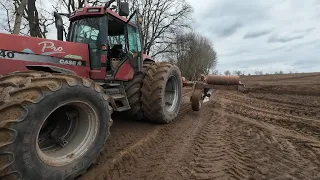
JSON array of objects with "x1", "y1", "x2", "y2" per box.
[
  {"x1": 219, "y1": 57, "x2": 281, "y2": 67},
  {"x1": 285, "y1": 39, "x2": 320, "y2": 51},
  {"x1": 267, "y1": 33, "x2": 305, "y2": 43},
  {"x1": 313, "y1": 0, "x2": 320, "y2": 6},
  {"x1": 267, "y1": 26, "x2": 314, "y2": 43},
  {"x1": 239, "y1": 65, "x2": 249, "y2": 69},
  {"x1": 220, "y1": 49, "x2": 251, "y2": 57},
  {"x1": 304, "y1": 27, "x2": 315, "y2": 32},
  {"x1": 197, "y1": 0, "x2": 272, "y2": 38},
  {"x1": 214, "y1": 21, "x2": 243, "y2": 37},
  {"x1": 292, "y1": 59, "x2": 319, "y2": 68},
  {"x1": 243, "y1": 29, "x2": 272, "y2": 39},
  {"x1": 293, "y1": 27, "x2": 315, "y2": 34},
  {"x1": 207, "y1": 0, "x2": 270, "y2": 22}
]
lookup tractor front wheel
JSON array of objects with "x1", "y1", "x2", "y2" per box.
[{"x1": 0, "y1": 71, "x2": 112, "y2": 180}]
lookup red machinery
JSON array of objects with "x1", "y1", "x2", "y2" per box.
[{"x1": 183, "y1": 75, "x2": 245, "y2": 111}]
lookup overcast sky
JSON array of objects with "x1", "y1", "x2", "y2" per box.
[{"x1": 186, "y1": 0, "x2": 320, "y2": 74}]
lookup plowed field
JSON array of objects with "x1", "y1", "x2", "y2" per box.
[{"x1": 79, "y1": 72, "x2": 320, "y2": 180}]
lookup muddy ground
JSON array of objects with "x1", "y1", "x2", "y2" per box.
[{"x1": 79, "y1": 72, "x2": 320, "y2": 180}]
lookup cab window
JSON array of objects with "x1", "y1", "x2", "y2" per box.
[
  {"x1": 127, "y1": 25, "x2": 141, "y2": 53},
  {"x1": 108, "y1": 16, "x2": 126, "y2": 52}
]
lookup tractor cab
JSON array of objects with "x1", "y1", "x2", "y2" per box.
[{"x1": 54, "y1": 0, "x2": 147, "y2": 81}]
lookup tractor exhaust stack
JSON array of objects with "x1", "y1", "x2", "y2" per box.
[{"x1": 54, "y1": 12, "x2": 64, "y2": 41}]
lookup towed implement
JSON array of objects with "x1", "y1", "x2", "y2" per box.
[{"x1": 183, "y1": 75, "x2": 245, "y2": 111}]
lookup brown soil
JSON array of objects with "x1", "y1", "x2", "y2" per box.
[{"x1": 79, "y1": 73, "x2": 320, "y2": 180}]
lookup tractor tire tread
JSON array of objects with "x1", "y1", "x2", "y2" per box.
[
  {"x1": 0, "y1": 70, "x2": 112, "y2": 180},
  {"x1": 123, "y1": 64, "x2": 151, "y2": 120},
  {"x1": 141, "y1": 62, "x2": 182, "y2": 123}
]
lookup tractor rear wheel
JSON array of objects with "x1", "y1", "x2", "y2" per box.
[
  {"x1": 123, "y1": 64, "x2": 150, "y2": 121},
  {"x1": 0, "y1": 71, "x2": 112, "y2": 180},
  {"x1": 141, "y1": 62, "x2": 182, "y2": 123}
]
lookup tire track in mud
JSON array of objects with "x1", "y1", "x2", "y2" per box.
[
  {"x1": 78, "y1": 88, "x2": 199, "y2": 180},
  {"x1": 212, "y1": 109, "x2": 320, "y2": 179},
  {"x1": 90, "y1": 105, "x2": 213, "y2": 180},
  {"x1": 80, "y1": 84, "x2": 320, "y2": 180},
  {"x1": 219, "y1": 91, "x2": 320, "y2": 139},
  {"x1": 181, "y1": 96, "x2": 254, "y2": 180},
  {"x1": 215, "y1": 94, "x2": 320, "y2": 141},
  {"x1": 211, "y1": 90, "x2": 320, "y2": 179},
  {"x1": 248, "y1": 92, "x2": 320, "y2": 108},
  {"x1": 224, "y1": 91, "x2": 320, "y2": 119},
  {"x1": 245, "y1": 84, "x2": 320, "y2": 96}
]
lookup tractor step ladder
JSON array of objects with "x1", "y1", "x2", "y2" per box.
[{"x1": 104, "y1": 82, "x2": 131, "y2": 112}]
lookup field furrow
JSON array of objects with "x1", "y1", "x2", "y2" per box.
[{"x1": 80, "y1": 73, "x2": 320, "y2": 180}]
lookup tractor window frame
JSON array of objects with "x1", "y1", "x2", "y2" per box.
[
  {"x1": 127, "y1": 24, "x2": 142, "y2": 53},
  {"x1": 107, "y1": 15, "x2": 127, "y2": 52},
  {"x1": 68, "y1": 16, "x2": 103, "y2": 44}
]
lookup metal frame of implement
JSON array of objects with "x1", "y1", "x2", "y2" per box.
[{"x1": 183, "y1": 75, "x2": 246, "y2": 111}]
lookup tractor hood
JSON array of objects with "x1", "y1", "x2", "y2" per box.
[
  {"x1": 0, "y1": 33, "x2": 89, "y2": 65},
  {"x1": 0, "y1": 33, "x2": 90, "y2": 76}
]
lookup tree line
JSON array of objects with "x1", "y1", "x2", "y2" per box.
[
  {"x1": 216, "y1": 70, "x2": 299, "y2": 76},
  {"x1": 0, "y1": 0, "x2": 218, "y2": 79}
]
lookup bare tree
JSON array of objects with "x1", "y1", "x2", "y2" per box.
[
  {"x1": 27, "y1": 0, "x2": 42, "y2": 37},
  {"x1": 0, "y1": 0, "x2": 58, "y2": 37},
  {"x1": 233, "y1": 70, "x2": 242, "y2": 76},
  {"x1": 128, "y1": 0, "x2": 193, "y2": 58},
  {"x1": 170, "y1": 31, "x2": 217, "y2": 80},
  {"x1": 224, "y1": 70, "x2": 231, "y2": 75},
  {"x1": 254, "y1": 71, "x2": 263, "y2": 75},
  {"x1": 56, "y1": 0, "x2": 86, "y2": 15},
  {"x1": 212, "y1": 70, "x2": 219, "y2": 75},
  {"x1": 12, "y1": 0, "x2": 28, "y2": 34}
]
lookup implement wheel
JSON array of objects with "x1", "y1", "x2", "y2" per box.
[
  {"x1": 0, "y1": 71, "x2": 112, "y2": 180},
  {"x1": 191, "y1": 90, "x2": 203, "y2": 111}
]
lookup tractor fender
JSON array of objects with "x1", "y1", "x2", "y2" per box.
[
  {"x1": 143, "y1": 58, "x2": 155, "y2": 64},
  {"x1": 142, "y1": 54, "x2": 155, "y2": 64},
  {"x1": 26, "y1": 65, "x2": 77, "y2": 75}
]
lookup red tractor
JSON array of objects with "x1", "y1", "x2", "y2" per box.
[{"x1": 0, "y1": 1, "x2": 182, "y2": 179}]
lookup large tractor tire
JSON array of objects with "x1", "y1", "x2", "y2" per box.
[
  {"x1": 0, "y1": 71, "x2": 112, "y2": 180},
  {"x1": 141, "y1": 62, "x2": 182, "y2": 123},
  {"x1": 123, "y1": 73, "x2": 144, "y2": 120},
  {"x1": 123, "y1": 64, "x2": 151, "y2": 121}
]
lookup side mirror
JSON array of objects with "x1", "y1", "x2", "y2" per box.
[
  {"x1": 54, "y1": 12, "x2": 64, "y2": 41},
  {"x1": 119, "y1": 2, "x2": 129, "y2": 16}
]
